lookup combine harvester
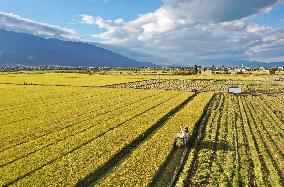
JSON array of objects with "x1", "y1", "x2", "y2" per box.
[{"x1": 174, "y1": 127, "x2": 190, "y2": 148}]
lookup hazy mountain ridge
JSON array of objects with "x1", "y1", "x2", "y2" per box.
[
  {"x1": 173, "y1": 59, "x2": 284, "y2": 68},
  {"x1": 0, "y1": 29, "x2": 155, "y2": 67}
]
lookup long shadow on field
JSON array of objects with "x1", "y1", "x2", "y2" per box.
[
  {"x1": 76, "y1": 93, "x2": 198, "y2": 187},
  {"x1": 150, "y1": 147, "x2": 185, "y2": 187},
  {"x1": 199, "y1": 140, "x2": 233, "y2": 151},
  {"x1": 150, "y1": 94, "x2": 217, "y2": 187}
]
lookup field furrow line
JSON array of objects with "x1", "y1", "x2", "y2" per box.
[
  {"x1": 236, "y1": 96, "x2": 256, "y2": 186},
  {"x1": 240, "y1": 97, "x2": 272, "y2": 187},
  {"x1": 244, "y1": 97, "x2": 284, "y2": 186},
  {"x1": 250, "y1": 98, "x2": 284, "y2": 159}
]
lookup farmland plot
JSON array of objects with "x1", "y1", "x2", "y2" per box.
[
  {"x1": 0, "y1": 73, "x2": 155, "y2": 87},
  {"x1": 0, "y1": 84, "x2": 195, "y2": 186},
  {"x1": 176, "y1": 94, "x2": 284, "y2": 187},
  {"x1": 112, "y1": 79, "x2": 284, "y2": 94},
  {"x1": 1, "y1": 74, "x2": 283, "y2": 187}
]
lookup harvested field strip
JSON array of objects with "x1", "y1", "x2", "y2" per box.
[
  {"x1": 261, "y1": 96, "x2": 284, "y2": 124},
  {"x1": 239, "y1": 97, "x2": 272, "y2": 187},
  {"x1": 110, "y1": 78, "x2": 284, "y2": 94},
  {"x1": 243, "y1": 97, "x2": 284, "y2": 186},
  {"x1": 1, "y1": 92, "x2": 190, "y2": 186},
  {"x1": 96, "y1": 93, "x2": 213, "y2": 187},
  {"x1": 107, "y1": 79, "x2": 168, "y2": 89},
  {"x1": 207, "y1": 94, "x2": 232, "y2": 185},
  {"x1": 235, "y1": 96, "x2": 256, "y2": 186},
  {"x1": 217, "y1": 94, "x2": 236, "y2": 186},
  {"x1": 250, "y1": 98, "x2": 284, "y2": 158},
  {"x1": 176, "y1": 94, "x2": 284, "y2": 187},
  {"x1": 257, "y1": 97, "x2": 284, "y2": 130}
]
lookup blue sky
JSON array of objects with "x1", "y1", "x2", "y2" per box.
[
  {"x1": 0, "y1": 0, "x2": 284, "y2": 64},
  {"x1": 0, "y1": 0, "x2": 162, "y2": 40},
  {"x1": 253, "y1": 5, "x2": 284, "y2": 28}
]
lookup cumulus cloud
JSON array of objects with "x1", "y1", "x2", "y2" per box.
[
  {"x1": 81, "y1": 14, "x2": 125, "y2": 28},
  {"x1": 83, "y1": 0, "x2": 284, "y2": 64},
  {"x1": 0, "y1": 12, "x2": 79, "y2": 40}
]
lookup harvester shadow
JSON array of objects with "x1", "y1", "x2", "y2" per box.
[{"x1": 199, "y1": 140, "x2": 233, "y2": 151}]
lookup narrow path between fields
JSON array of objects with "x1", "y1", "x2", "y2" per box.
[{"x1": 0, "y1": 79, "x2": 154, "y2": 88}]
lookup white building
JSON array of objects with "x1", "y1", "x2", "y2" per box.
[{"x1": 228, "y1": 87, "x2": 242, "y2": 94}]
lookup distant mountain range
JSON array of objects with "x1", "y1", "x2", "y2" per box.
[
  {"x1": 0, "y1": 29, "x2": 155, "y2": 67},
  {"x1": 173, "y1": 59, "x2": 284, "y2": 68}
]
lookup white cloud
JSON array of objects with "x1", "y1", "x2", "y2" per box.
[
  {"x1": 80, "y1": 14, "x2": 97, "y2": 25},
  {"x1": 81, "y1": 14, "x2": 125, "y2": 28},
  {"x1": 84, "y1": 0, "x2": 284, "y2": 64},
  {"x1": 0, "y1": 12, "x2": 79, "y2": 41}
]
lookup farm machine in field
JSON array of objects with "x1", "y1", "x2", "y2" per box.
[{"x1": 174, "y1": 127, "x2": 190, "y2": 148}]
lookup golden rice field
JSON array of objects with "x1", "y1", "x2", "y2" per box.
[{"x1": 0, "y1": 72, "x2": 283, "y2": 187}]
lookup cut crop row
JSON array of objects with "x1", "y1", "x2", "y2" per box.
[
  {"x1": 238, "y1": 96, "x2": 278, "y2": 186},
  {"x1": 242, "y1": 96, "x2": 284, "y2": 186},
  {"x1": 112, "y1": 79, "x2": 284, "y2": 94},
  {"x1": 177, "y1": 94, "x2": 284, "y2": 187}
]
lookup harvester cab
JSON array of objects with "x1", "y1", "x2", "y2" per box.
[{"x1": 174, "y1": 126, "x2": 190, "y2": 148}]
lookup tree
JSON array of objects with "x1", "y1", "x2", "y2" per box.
[
  {"x1": 193, "y1": 65, "x2": 198, "y2": 75},
  {"x1": 269, "y1": 68, "x2": 277, "y2": 75}
]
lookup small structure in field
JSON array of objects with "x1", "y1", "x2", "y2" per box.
[
  {"x1": 275, "y1": 76, "x2": 284, "y2": 81},
  {"x1": 228, "y1": 87, "x2": 242, "y2": 94}
]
